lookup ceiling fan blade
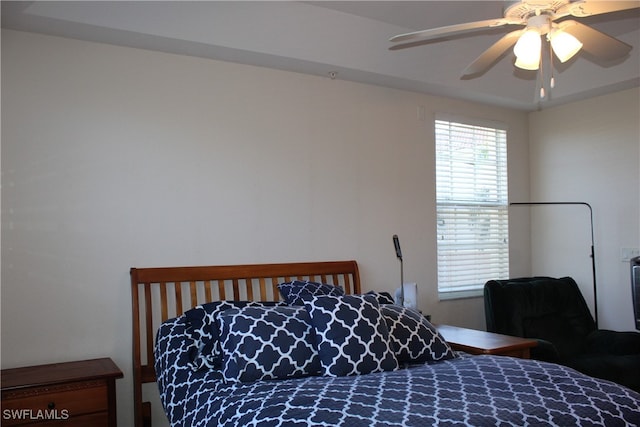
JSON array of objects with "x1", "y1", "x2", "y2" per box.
[
  {"x1": 390, "y1": 18, "x2": 519, "y2": 44},
  {"x1": 462, "y1": 29, "x2": 525, "y2": 77},
  {"x1": 559, "y1": 20, "x2": 632, "y2": 60},
  {"x1": 557, "y1": 1, "x2": 640, "y2": 18}
]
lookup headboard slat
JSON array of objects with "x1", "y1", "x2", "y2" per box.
[
  {"x1": 131, "y1": 260, "x2": 360, "y2": 427},
  {"x1": 159, "y1": 282, "x2": 168, "y2": 322},
  {"x1": 144, "y1": 284, "x2": 153, "y2": 369},
  {"x1": 232, "y1": 279, "x2": 240, "y2": 299},
  {"x1": 203, "y1": 280, "x2": 212, "y2": 303},
  {"x1": 218, "y1": 280, "x2": 226, "y2": 300},
  {"x1": 259, "y1": 277, "x2": 267, "y2": 300},
  {"x1": 189, "y1": 281, "x2": 198, "y2": 312},
  {"x1": 175, "y1": 283, "x2": 184, "y2": 316}
]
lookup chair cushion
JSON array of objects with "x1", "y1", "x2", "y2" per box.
[
  {"x1": 568, "y1": 353, "x2": 640, "y2": 393},
  {"x1": 585, "y1": 329, "x2": 640, "y2": 355}
]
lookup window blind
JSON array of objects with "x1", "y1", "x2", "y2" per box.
[{"x1": 435, "y1": 118, "x2": 509, "y2": 297}]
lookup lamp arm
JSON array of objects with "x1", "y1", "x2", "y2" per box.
[{"x1": 393, "y1": 235, "x2": 405, "y2": 306}]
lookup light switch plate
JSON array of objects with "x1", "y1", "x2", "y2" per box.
[{"x1": 621, "y1": 248, "x2": 640, "y2": 262}]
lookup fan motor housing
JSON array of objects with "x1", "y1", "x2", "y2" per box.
[{"x1": 504, "y1": 0, "x2": 570, "y2": 20}]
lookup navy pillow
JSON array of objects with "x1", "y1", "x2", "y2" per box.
[
  {"x1": 184, "y1": 300, "x2": 282, "y2": 371},
  {"x1": 218, "y1": 305, "x2": 321, "y2": 383},
  {"x1": 278, "y1": 280, "x2": 344, "y2": 306},
  {"x1": 303, "y1": 294, "x2": 398, "y2": 377},
  {"x1": 380, "y1": 304, "x2": 457, "y2": 363},
  {"x1": 365, "y1": 290, "x2": 396, "y2": 305}
]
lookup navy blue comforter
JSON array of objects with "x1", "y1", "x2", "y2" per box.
[{"x1": 156, "y1": 317, "x2": 640, "y2": 427}]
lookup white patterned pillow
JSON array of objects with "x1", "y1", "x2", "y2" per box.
[
  {"x1": 303, "y1": 294, "x2": 398, "y2": 377},
  {"x1": 381, "y1": 304, "x2": 457, "y2": 363},
  {"x1": 218, "y1": 305, "x2": 321, "y2": 383},
  {"x1": 278, "y1": 280, "x2": 344, "y2": 306}
]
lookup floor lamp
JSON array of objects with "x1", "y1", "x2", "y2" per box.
[{"x1": 510, "y1": 201, "x2": 598, "y2": 328}]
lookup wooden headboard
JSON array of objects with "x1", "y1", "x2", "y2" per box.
[{"x1": 130, "y1": 260, "x2": 361, "y2": 427}]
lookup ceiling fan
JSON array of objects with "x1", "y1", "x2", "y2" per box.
[{"x1": 390, "y1": 0, "x2": 639, "y2": 90}]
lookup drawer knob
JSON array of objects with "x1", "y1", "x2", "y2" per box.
[{"x1": 47, "y1": 402, "x2": 56, "y2": 410}]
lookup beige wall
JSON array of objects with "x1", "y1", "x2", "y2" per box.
[
  {"x1": 528, "y1": 88, "x2": 640, "y2": 332},
  {"x1": 1, "y1": 29, "x2": 532, "y2": 426}
]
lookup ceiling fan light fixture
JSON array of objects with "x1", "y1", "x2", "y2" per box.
[
  {"x1": 389, "y1": 0, "x2": 639, "y2": 103},
  {"x1": 515, "y1": 55, "x2": 541, "y2": 70},
  {"x1": 549, "y1": 29, "x2": 583, "y2": 62},
  {"x1": 514, "y1": 29, "x2": 541, "y2": 70}
]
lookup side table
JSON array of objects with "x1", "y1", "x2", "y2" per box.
[
  {"x1": 1, "y1": 357, "x2": 123, "y2": 426},
  {"x1": 436, "y1": 324, "x2": 538, "y2": 358}
]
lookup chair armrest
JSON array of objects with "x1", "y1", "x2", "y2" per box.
[
  {"x1": 586, "y1": 330, "x2": 640, "y2": 355},
  {"x1": 530, "y1": 339, "x2": 561, "y2": 362}
]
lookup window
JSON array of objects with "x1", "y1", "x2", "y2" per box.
[{"x1": 435, "y1": 116, "x2": 509, "y2": 299}]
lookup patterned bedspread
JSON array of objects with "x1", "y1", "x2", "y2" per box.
[{"x1": 156, "y1": 317, "x2": 640, "y2": 427}]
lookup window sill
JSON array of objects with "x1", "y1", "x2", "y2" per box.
[{"x1": 438, "y1": 288, "x2": 484, "y2": 301}]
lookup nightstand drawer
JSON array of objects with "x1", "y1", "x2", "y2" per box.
[
  {"x1": 2, "y1": 381, "x2": 107, "y2": 424},
  {"x1": 1, "y1": 358, "x2": 122, "y2": 427},
  {"x1": 1, "y1": 412, "x2": 108, "y2": 427}
]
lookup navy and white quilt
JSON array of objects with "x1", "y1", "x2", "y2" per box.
[{"x1": 156, "y1": 316, "x2": 640, "y2": 427}]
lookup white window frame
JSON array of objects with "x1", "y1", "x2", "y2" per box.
[{"x1": 435, "y1": 115, "x2": 509, "y2": 300}]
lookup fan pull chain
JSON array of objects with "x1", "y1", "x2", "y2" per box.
[
  {"x1": 539, "y1": 53, "x2": 545, "y2": 99},
  {"x1": 549, "y1": 39, "x2": 555, "y2": 89}
]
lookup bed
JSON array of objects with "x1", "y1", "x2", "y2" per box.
[{"x1": 132, "y1": 260, "x2": 640, "y2": 427}]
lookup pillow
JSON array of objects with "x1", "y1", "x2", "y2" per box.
[
  {"x1": 218, "y1": 305, "x2": 321, "y2": 383},
  {"x1": 303, "y1": 294, "x2": 398, "y2": 377},
  {"x1": 380, "y1": 304, "x2": 457, "y2": 363},
  {"x1": 278, "y1": 280, "x2": 344, "y2": 306},
  {"x1": 365, "y1": 290, "x2": 396, "y2": 305},
  {"x1": 184, "y1": 300, "x2": 282, "y2": 371}
]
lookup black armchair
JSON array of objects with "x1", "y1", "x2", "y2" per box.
[{"x1": 484, "y1": 276, "x2": 640, "y2": 392}]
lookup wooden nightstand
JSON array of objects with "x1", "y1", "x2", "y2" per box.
[
  {"x1": 436, "y1": 324, "x2": 538, "y2": 358},
  {"x1": 1, "y1": 358, "x2": 123, "y2": 426}
]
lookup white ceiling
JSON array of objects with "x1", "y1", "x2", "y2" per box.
[{"x1": 3, "y1": 1, "x2": 639, "y2": 111}]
